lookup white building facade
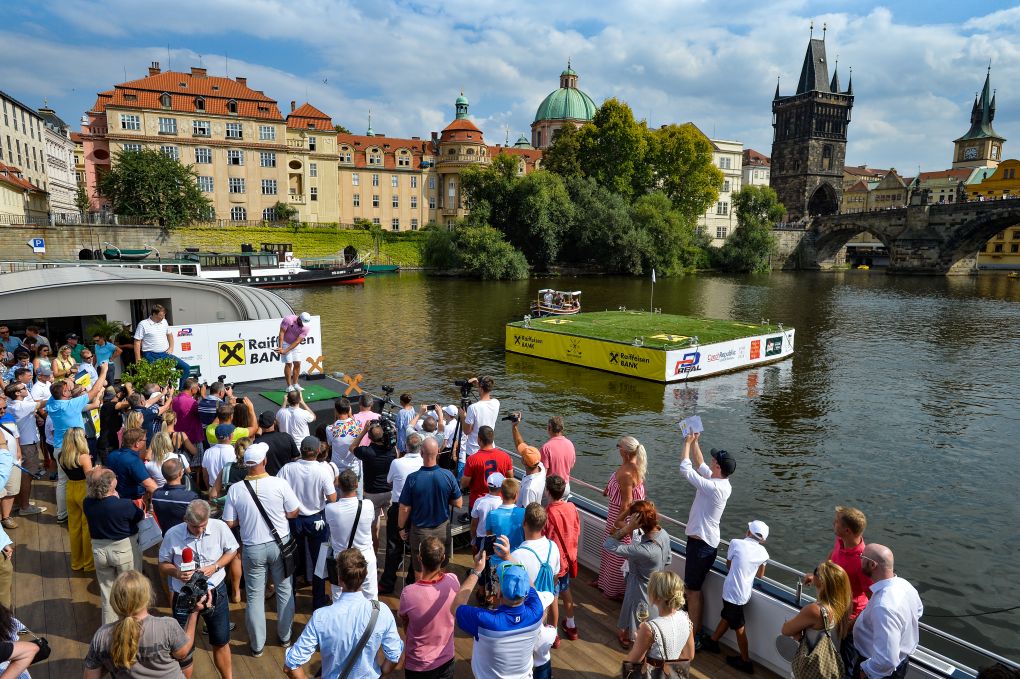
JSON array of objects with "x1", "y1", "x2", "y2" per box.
[
  {"x1": 38, "y1": 107, "x2": 78, "y2": 218},
  {"x1": 0, "y1": 91, "x2": 49, "y2": 193},
  {"x1": 698, "y1": 138, "x2": 743, "y2": 246}
]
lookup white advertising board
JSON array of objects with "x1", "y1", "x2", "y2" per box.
[
  {"x1": 663, "y1": 329, "x2": 795, "y2": 382},
  {"x1": 170, "y1": 316, "x2": 323, "y2": 384}
]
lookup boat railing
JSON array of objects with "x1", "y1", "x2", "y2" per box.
[{"x1": 503, "y1": 450, "x2": 1019, "y2": 675}]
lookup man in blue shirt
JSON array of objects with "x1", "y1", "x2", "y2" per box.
[
  {"x1": 47, "y1": 364, "x2": 108, "y2": 451},
  {"x1": 284, "y1": 548, "x2": 402, "y2": 679},
  {"x1": 151, "y1": 458, "x2": 199, "y2": 533},
  {"x1": 0, "y1": 326, "x2": 21, "y2": 363},
  {"x1": 106, "y1": 428, "x2": 157, "y2": 501},
  {"x1": 91, "y1": 333, "x2": 122, "y2": 381},
  {"x1": 397, "y1": 438, "x2": 462, "y2": 582}
]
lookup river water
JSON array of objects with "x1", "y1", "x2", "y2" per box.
[{"x1": 274, "y1": 271, "x2": 1020, "y2": 662}]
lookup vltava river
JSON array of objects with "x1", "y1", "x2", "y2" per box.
[{"x1": 275, "y1": 271, "x2": 1020, "y2": 662}]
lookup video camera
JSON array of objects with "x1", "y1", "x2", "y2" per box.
[
  {"x1": 501, "y1": 411, "x2": 522, "y2": 424},
  {"x1": 454, "y1": 379, "x2": 474, "y2": 403},
  {"x1": 173, "y1": 571, "x2": 209, "y2": 618}
]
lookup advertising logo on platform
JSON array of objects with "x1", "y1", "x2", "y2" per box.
[
  {"x1": 673, "y1": 351, "x2": 701, "y2": 375},
  {"x1": 176, "y1": 328, "x2": 193, "y2": 337},
  {"x1": 765, "y1": 336, "x2": 783, "y2": 357},
  {"x1": 512, "y1": 333, "x2": 544, "y2": 350},
  {"x1": 609, "y1": 350, "x2": 651, "y2": 370},
  {"x1": 706, "y1": 348, "x2": 738, "y2": 363},
  {"x1": 750, "y1": 339, "x2": 761, "y2": 360}
]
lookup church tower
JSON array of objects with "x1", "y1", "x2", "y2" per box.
[
  {"x1": 770, "y1": 28, "x2": 854, "y2": 221},
  {"x1": 952, "y1": 67, "x2": 1005, "y2": 169}
]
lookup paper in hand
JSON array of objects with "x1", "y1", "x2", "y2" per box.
[{"x1": 678, "y1": 415, "x2": 704, "y2": 437}]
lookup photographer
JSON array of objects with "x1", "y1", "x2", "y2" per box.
[
  {"x1": 459, "y1": 376, "x2": 500, "y2": 462},
  {"x1": 158, "y1": 499, "x2": 237, "y2": 679},
  {"x1": 349, "y1": 422, "x2": 396, "y2": 550},
  {"x1": 198, "y1": 381, "x2": 234, "y2": 429},
  {"x1": 508, "y1": 414, "x2": 548, "y2": 507}
]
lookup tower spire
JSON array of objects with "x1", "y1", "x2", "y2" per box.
[
  {"x1": 774, "y1": 75, "x2": 781, "y2": 100},
  {"x1": 846, "y1": 66, "x2": 853, "y2": 95},
  {"x1": 830, "y1": 55, "x2": 840, "y2": 92}
]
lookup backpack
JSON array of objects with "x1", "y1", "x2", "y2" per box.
[{"x1": 520, "y1": 541, "x2": 556, "y2": 594}]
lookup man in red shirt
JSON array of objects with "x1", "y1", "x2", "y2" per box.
[
  {"x1": 460, "y1": 426, "x2": 513, "y2": 509},
  {"x1": 539, "y1": 416, "x2": 575, "y2": 495},
  {"x1": 543, "y1": 474, "x2": 580, "y2": 643}
]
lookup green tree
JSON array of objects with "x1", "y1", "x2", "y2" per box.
[
  {"x1": 456, "y1": 226, "x2": 529, "y2": 279},
  {"x1": 647, "y1": 124, "x2": 724, "y2": 222},
  {"x1": 420, "y1": 225, "x2": 460, "y2": 269},
  {"x1": 509, "y1": 171, "x2": 573, "y2": 268},
  {"x1": 560, "y1": 176, "x2": 635, "y2": 269},
  {"x1": 715, "y1": 185, "x2": 783, "y2": 273},
  {"x1": 75, "y1": 185, "x2": 91, "y2": 218},
  {"x1": 97, "y1": 149, "x2": 210, "y2": 227},
  {"x1": 542, "y1": 124, "x2": 583, "y2": 180},
  {"x1": 334, "y1": 124, "x2": 352, "y2": 134},
  {"x1": 269, "y1": 200, "x2": 298, "y2": 223},
  {"x1": 576, "y1": 99, "x2": 648, "y2": 201},
  {"x1": 630, "y1": 192, "x2": 706, "y2": 275},
  {"x1": 460, "y1": 153, "x2": 518, "y2": 229}
]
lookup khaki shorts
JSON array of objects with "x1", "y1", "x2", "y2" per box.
[
  {"x1": 20, "y1": 444, "x2": 39, "y2": 475},
  {"x1": 1, "y1": 466, "x2": 21, "y2": 498}
]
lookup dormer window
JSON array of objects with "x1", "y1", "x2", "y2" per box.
[
  {"x1": 227, "y1": 99, "x2": 238, "y2": 115},
  {"x1": 159, "y1": 92, "x2": 171, "y2": 108},
  {"x1": 194, "y1": 97, "x2": 205, "y2": 111}
]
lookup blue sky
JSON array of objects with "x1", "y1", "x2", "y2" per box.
[{"x1": 3, "y1": 0, "x2": 1020, "y2": 171}]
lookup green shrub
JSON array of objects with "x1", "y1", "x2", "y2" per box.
[{"x1": 120, "y1": 358, "x2": 183, "y2": 391}]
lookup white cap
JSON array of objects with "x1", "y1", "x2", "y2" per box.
[
  {"x1": 243, "y1": 442, "x2": 269, "y2": 466},
  {"x1": 299, "y1": 311, "x2": 312, "y2": 323},
  {"x1": 443, "y1": 405, "x2": 458, "y2": 417},
  {"x1": 748, "y1": 520, "x2": 770, "y2": 542},
  {"x1": 486, "y1": 472, "x2": 506, "y2": 488}
]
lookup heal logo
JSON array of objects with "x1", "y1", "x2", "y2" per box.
[
  {"x1": 673, "y1": 351, "x2": 701, "y2": 375},
  {"x1": 176, "y1": 328, "x2": 193, "y2": 337}
]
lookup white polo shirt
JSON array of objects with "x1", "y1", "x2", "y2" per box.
[
  {"x1": 222, "y1": 475, "x2": 299, "y2": 546},
  {"x1": 277, "y1": 459, "x2": 335, "y2": 515},
  {"x1": 679, "y1": 458, "x2": 731, "y2": 548},
  {"x1": 202, "y1": 443, "x2": 235, "y2": 488},
  {"x1": 387, "y1": 452, "x2": 423, "y2": 504},
  {"x1": 30, "y1": 381, "x2": 52, "y2": 403},
  {"x1": 134, "y1": 317, "x2": 170, "y2": 353},
  {"x1": 158, "y1": 519, "x2": 239, "y2": 593},
  {"x1": 276, "y1": 406, "x2": 315, "y2": 447},
  {"x1": 722, "y1": 537, "x2": 769, "y2": 605},
  {"x1": 324, "y1": 497, "x2": 376, "y2": 562},
  {"x1": 8, "y1": 399, "x2": 39, "y2": 445},
  {"x1": 512, "y1": 537, "x2": 561, "y2": 589},
  {"x1": 516, "y1": 464, "x2": 547, "y2": 508},
  {"x1": 464, "y1": 398, "x2": 500, "y2": 458}
]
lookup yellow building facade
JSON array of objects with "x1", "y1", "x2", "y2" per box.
[{"x1": 969, "y1": 159, "x2": 1020, "y2": 269}]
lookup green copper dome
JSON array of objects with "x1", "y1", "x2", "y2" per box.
[
  {"x1": 560, "y1": 66, "x2": 577, "y2": 77},
  {"x1": 455, "y1": 92, "x2": 469, "y2": 106},
  {"x1": 534, "y1": 86, "x2": 596, "y2": 123}
]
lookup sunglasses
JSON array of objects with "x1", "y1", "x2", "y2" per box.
[{"x1": 860, "y1": 554, "x2": 879, "y2": 566}]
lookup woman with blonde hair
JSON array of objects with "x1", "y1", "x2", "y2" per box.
[
  {"x1": 52, "y1": 345, "x2": 75, "y2": 379},
  {"x1": 161, "y1": 411, "x2": 197, "y2": 457},
  {"x1": 59, "y1": 427, "x2": 94, "y2": 572},
  {"x1": 782, "y1": 560, "x2": 852, "y2": 678},
  {"x1": 82, "y1": 570, "x2": 206, "y2": 679},
  {"x1": 625, "y1": 570, "x2": 694, "y2": 677},
  {"x1": 144, "y1": 432, "x2": 183, "y2": 488},
  {"x1": 124, "y1": 410, "x2": 145, "y2": 434},
  {"x1": 596, "y1": 435, "x2": 647, "y2": 601}
]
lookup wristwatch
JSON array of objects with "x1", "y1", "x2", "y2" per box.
[{"x1": 470, "y1": 569, "x2": 483, "y2": 579}]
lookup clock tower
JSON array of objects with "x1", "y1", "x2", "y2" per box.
[{"x1": 952, "y1": 67, "x2": 1005, "y2": 169}]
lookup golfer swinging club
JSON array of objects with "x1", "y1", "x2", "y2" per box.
[{"x1": 276, "y1": 311, "x2": 312, "y2": 392}]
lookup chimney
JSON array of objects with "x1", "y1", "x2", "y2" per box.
[
  {"x1": 235, "y1": 76, "x2": 246, "y2": 85},
  {"x1": 190, "y1": 66, "x2": 207, "y2": 78},
  {"x1": 411, "y1": 136, "x2": 420, "y2": 140},
  {"x1": 291, "y1": 101, "x2": 296, "y2": 112},
  {"x1": 431, "y1": 131, "x2": 439, "y2": 143},
  {"x1": 148, "y1": 61, "x2": 161, "y2": 76}
]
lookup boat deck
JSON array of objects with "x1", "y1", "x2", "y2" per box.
[{"x1": 14, "y1": 480, "x2": 777, "y2": 679}]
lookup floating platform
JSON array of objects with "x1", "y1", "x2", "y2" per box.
[{"x1": 505, "y1": 310, "x2": 794, "y2": 383}]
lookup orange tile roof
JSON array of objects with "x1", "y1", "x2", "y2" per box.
[
  {"x1": 336, "y1": 133, "x2": 432, "y2": 170},
  {"x1": 0, "y1": 164, "x2": 42, "y2": 192},
  {"x1": 845, "y1": 179, "x2": 870, "y2": 192},
  {"x1": 69, "y1": 132, "x2": 84, "y2": 143},
  {"x1": 916, "y1": 169, "x2": 972, "y2": 182},
  {"x1": 442, "y1": 118, "x2": 482, "y2": 133},
  {"x1": 287, "y1": 103, "x2": 334, "y2": 130},
  {"x1": 338, "y1": 133, "x2": 430, "y2": 152},
  {"x1": 492, "y1": 146, "x2": 542, "y2": 161},
  {"x1": 743, "y1": 148, "x2": 770, "y2": 166},
  {"x1": 844, "y1": 165, "x2": 887, "y2": 177}
]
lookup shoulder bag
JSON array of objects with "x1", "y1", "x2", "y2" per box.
[
  {"x1": 338, "y1": 599, "x2": 380, "y2": 679},
  {"x1": 790, "y1": 604, "x2": 844, "y2": 679},
  {"x1": 645, "y1": 616, "x2": 692, "y2": 679},
  {"x1": 243, "y1": 479, "x2": 298, "y2": 578},
  {"x1": 326, "y1": 499, "x2": 364, "y2": 587}
]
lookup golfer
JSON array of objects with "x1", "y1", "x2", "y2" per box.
[{"x1": 276, "y1": 312, "x2": 312, "y2": 392}]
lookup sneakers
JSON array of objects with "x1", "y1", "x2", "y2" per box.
[
  {"x1": 294, "y1": 383, "x2": 304, "y2": 391},
  {"x1": 561, "y1": 622, "x2": 579, "y2": 641},
  {"x1": 552, "y1": 635, "x2": 561, "y2": 650},
  {"x1": 17, "y1": 506, "x2": 44, "y2": 516},
  {"x1": 700, "y1": 636, "x2": 721, "y2": 653},
  {"x1": 726, "y1": 655, "x2": 755, "y2": 674},
  {"x1": 56, "y1": 516, "x2": 68, "y2": 525},
  {"x1": 285, "y1": 385, "x2": 296, "y2": 393},
  {"x1": 280, "y1": 638, "x2": 292, "y2": 649},
  {"x1": 251, "y1": 648, "x2": 264, "y2": 658},
  {"x1": 1, "y1": 518, "x2": 16, "y2": 529}
]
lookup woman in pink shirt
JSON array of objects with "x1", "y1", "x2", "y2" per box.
[{"x1": 398, "y1": 536, "x2": 460, "y2": 678}]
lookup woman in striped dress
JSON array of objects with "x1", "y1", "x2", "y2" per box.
[{"x1": 596, "y1": 436, "x2": 647, "y2": 602}]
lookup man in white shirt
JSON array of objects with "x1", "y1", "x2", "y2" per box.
[
  {"x1": 276, "y1": 390, "x2": 315, "y2": 448},
  {"x1": 277, "y1": 436, "x2": 336, "y2": 610},
  {"x1": 221, "y1": 442, "x2": 300, "y2": 656},
  {"x1": 158, "y1": 499, "x2": 238, "y2": 679},
  {"x1": 379, "y1": 431, "x2": 424, "y2": 593},
  {"x1": 510, "y1": 503, "x2": 561, "y2": 593},
  {"x1": 514, "y1": 443, "x2": 546, "y2": 508},
  {"x1": 203, "y1": 424, "x2": 237, "y2": 497},
  {"x1": 459, "y1": 376, "x2": 500, "y2": 460},
  {"x1": 849, "y1": 544, "x2": 923, "y2": 679},
  {"x1": 679, "y1": 431, "x2": 734, "y2": 644},
  {"x1": 30, "y1": 367, "x2": 53, "y2": 403},
  {"x1": 133, "y1": 303, "x2": 190, "y2": 389},
  {"x1": 324, "y1": 469, "x2": 377, "y2": 599},
  {"x1": 3, "y1": 383, "x2": 43, "y2": 517}
]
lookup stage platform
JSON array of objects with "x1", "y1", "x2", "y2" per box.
[{"x1": 505, "y1": 310, "x2": 795, "y2": 383}]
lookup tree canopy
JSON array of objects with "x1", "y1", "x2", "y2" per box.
[
  {"x1": 97, "y1": 149, "x2": 211, "y2": 227},
  {"x1": 421, "y1": 223, "x2": 528, "y2": 280},
  {"x1": 714, "y1": 185, "x2": 783, "y2": 273}
]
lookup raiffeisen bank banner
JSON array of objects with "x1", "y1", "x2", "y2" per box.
[{"x1": 170, "y1": 316, "x2": 323, "y2": 384}]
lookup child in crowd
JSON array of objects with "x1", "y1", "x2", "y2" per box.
[
  {"x1": 702, "y1": 520, "x2": 770, "y2": 674},
  {"x1": 533, "y1": 621, "x2": 558, "y2": 679},
  {"x1": 470, "y1": 472, "x2": 504, "y2": 554},
  {"x1": 485, "y1": 477, "x2": 525, "y2": 552},
  {"x1": 543, "y1": 474, "x2": 580, "y2": 640}
]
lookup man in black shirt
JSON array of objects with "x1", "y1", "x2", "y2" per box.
[
  {"x1": 255, "y1": 411, "x2": 299, "y2": 476},
  {"x1": 352, "y1": 422, "x2": 395, "y2": 550},
  {"x1": 151, "y1": 458, "x2": 199, "y2": 533}
]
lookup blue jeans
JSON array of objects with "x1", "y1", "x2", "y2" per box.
[
  {"x1": 142, "y1": 351, "x2": 191, "y2": 389},
  {"x1": 291, "y1": 513, "x2": 329, "y2": 610},
  {"x1": 242, "y1": 540, "x2": 295, "y2": 652},
  {"x1": 534, "y1": 661, "x2": 552, "y2": 679},
  {"x1": 172, "y1": 581, "x2": 231, "y2": 658}
]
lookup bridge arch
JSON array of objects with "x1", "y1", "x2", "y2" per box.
[
  {"x1": 810, "y1": 220, "x2": 894, "y2": 266},
  {"x1": 808, "y1": 183, "x2": 839, "y2": 217},
  {"x1": 936, "y1": 204, "x2": 1020, "y2": 272}
]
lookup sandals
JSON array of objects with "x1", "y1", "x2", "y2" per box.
[{"x1": 617, "y1": 630, "x2": 633, "y2": 650}]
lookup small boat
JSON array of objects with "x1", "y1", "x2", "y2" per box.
[
  {"x1": 102, "y1": 243, "x2": 154, "y2": 261},
  {"x1": 175, "y1": 242, "x2": 365, "y2": 288},
  {"x1": 1008, "y1": 272, "x2": 1019, "y2": 279},
  {"x1": 529, "y1": 289, "x2": 581, "y2": 317},
  {"x1": 367, "y1": 263, "x2": 401, "y2": 273}
]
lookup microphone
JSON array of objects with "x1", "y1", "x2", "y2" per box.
[{"x1": 180, "y1": 546, "x2": 196, "y2": 573}]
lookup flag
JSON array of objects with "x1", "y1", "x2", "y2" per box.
[{"x1": 652, "y1": 268, "x2": 656, "y2": 284}]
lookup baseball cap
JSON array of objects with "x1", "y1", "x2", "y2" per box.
[
  {"x1": 486, "y1": 472, "x2": 506, "y2": 488},
  {"x1": 301, "y1": 435, "x2": 320, "y2": 452},
  {"x1": 518, "y1": 443, "x2": 541, "y2": 468},
  {"x1": 499, "y1": 563, "x2": 531, "y2": 600},
  {"x1": 214, "y1": 423, "x2": 236, "y2": 440},
  {"x1": 443, "y1": 405, "x2": 458, "y2": 418},
  {"x1": 710, "y1": 448, "x2": 737, "y2": 476},
  {"x1": 748, "y1": 520, "x2": 770, "y2": 542},
  {"x1": 243, "y1": 442, "x2": 269, "y2": 466},
  {"x1": 37, "y1": 366, "x2": 52, "y2": 377},
  {"x1": 66, "y1": 333, "x2": 78, "y2": 340},
  {"x1": 258, "y1": 411, "x2": 276, "y2": 428},
  {"x1": 299, "y1": 312, "x2": 312, "y2": 323}
]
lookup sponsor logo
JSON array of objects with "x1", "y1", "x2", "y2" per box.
[
  {"x1": 566, "y1": 338, "x2": 583, "y2": 358},
  {"x1": 610, "y1": 350, "x2": 651, "y2": 370},
  {"x1": 750, "y1": 340, "x2": 761, "y2": 360},
  {"x1": 512, "y1": 334, "x2": 543, "y2": 350},
  {"x1": 673, "y1": 351, "x2": 701, "y2": 375},
  {"x1": 176, "y1": 328, "x2": 193, "y2": 336},
  {"x1": 218, "y1": 340, "x2": 245, "y2": 367},
  {"x1": 180, "y1": 342, "x2": 191, "y2": 352},
  {"x1": 765, "y1": 336, "x2": 783, "y2": 357},
  {"x1": 706, "y1": 349, "x2": 738, "y2": 363}
]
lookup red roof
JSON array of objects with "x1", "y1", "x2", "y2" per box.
[
  {"x1": 69, "y1": 132, "x2": 84, "y2": 143},
  {"x1": 0, "y1": 164, "x2": 42, "y2": 193},
  {"x1": 492, "y1": 146, "x2": 542, "y2": 162},
  {"x1": 743, "y1": 148, "x2": 770, "y2": 166},
  {"x1": 845, "y1": 179, "x2": 870, "y2": 192},
  {"x1": 336, "y1": 133, "x2": 432, "y2": 170},
  {"x1": 844, "y1": 165, "x2": 888, "y2": 177},
  {"x1": 442, "y1": 118, "x2": 482, "y2": 133},
  {"x1": 916, "y1": 169, "x2": 972, "y2": 182},
  {"x1": 287, "y1": 102, "x2": 334, "y2": 131}
]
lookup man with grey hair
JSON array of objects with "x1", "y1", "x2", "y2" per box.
[
  {"x1": 398, "y1": 437, "x2": 462, "y2": 584},
  {"x1": 848, "y1": 543, "x2": 923, "y2": 679},
  {"x1": 83, "y1": 467, "x2": 144, "y2": 624},
  {"x1": 379, "y1": 430, "x2": 425, "y2": 594},
  {"x1": 159, "y1": 499, "x2": 238, "y2": 678},
  {"x1": 151, "y1": 457, "x2": 199, "y2": 534}
]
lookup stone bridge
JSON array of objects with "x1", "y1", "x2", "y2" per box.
[{"x1": 778, "y1": 198, "x2": 1020, "y2": 274}]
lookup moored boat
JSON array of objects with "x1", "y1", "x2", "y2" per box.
[{"x1": 530, "y1": 288, "x2": 581, "y2": 317}]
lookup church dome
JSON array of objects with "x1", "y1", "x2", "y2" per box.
[{"x1": 534, "y1": 63, "x2": 597, "y2": 123}]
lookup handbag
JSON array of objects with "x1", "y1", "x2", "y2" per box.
[
  {"x1": 338, "y1": 599, "x2": 380, "y2": 679},
  {"x1": 620, "y1": 660, "x2": 644, "y2": 679},
  {"x1": 646, "y1": 617, "x2": 692, "y2": 679},
  {"x1": 243, "y1": 479, "x2": 298, "y2": 578},
  {"x1": 136, "y1": 513, "x2": 164, "y2": 551},
  {"x1": 325, "y1": 498, "x2": 363, "y2": 586},
  {"x1": 790, "y1": 605, "x2": 844, "y2": 679}
]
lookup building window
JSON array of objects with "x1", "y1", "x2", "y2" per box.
[
  {"x1": 391, "y1": 218, "x2": 400, "y2": 231},
  {"x1": 195, "y1": 148, "x2": 212, "y2": 164},
  {"x1": 120, "y1": 114, "x2": 140, "y2": 131},
  {"x1": 372, "y1": 174, "x2": 379, "y2": 187},
  {"x1": 722, "y1": 180, "x2": 730, "y2": 192},
  {"x1": 227, "y1": 100, "x2": 238, "y2": 115},
  {"x1": 716, "y1": 201, "x2": 729, "y2": 215},
  {"x1": 353, "y1": 194, "x2": 360, "y2": 207},
  {"x1": 310, "y1": 187, "x2": 318, "y2": 201},
  {"x1": 993, "y1": 243, "x2": 1003, "y2": 253},
  {"x1": 392, "y1": 195, "x2": 399, "y2": 208},
  {"x1": 429, "y1": 196, "x2": 436, "y2": 209},
  {"x1": 410, "y1": 195, "x2": 418, "y2": 209},
  {"x1": 230, "y1": 206, "x2": 246, "y2": 221},
  {"x1": 158, "y1": 117, "x2": 177, "y2": 134},
  {"x1": 340, "y1": 152, "x2": 352, "y2": 163},
  {"x1": 822, "y1": 145, "x2": 833, "y2": 171},
  {"x1": 716, "y1": 226, "x2": 728, "y2": 239},
  {"x1": 369, "y1": 151, "x2": 382, "y2": 165},
  {"x1": 259, "y1": 151, "x2": 276, "y2": 167},
  {"x1": 410, "y1": 176, "x2": 418, "y2": 189},
  {"x1": 1011, "y1": 243, "x2": 1019, "y2": 253},
  {"x1": 309, "y1": 162, "x2": 317, "y2": 177},
  {"x1": 263, "y1": 207, "x2": 276, "y2": 221},
  {"x1": 261, "y1": 179, "x2": 278, "y2": 195},
  {"x1": 718, "y1": 156, "x2": 731, "y2": 170},
  {"x1": 122, "y1": 143, "x2": 142, "y2": 153},
  {"x1": 352, "y1": 173, "x2": 360, "y2": 186},
  {"x1": 259, "y1": 125, "x2": 275, "y2": 141},
  {"x1": 307, "y1": 136, "x2": 317, "y2": 151},
  {"x1": 372, "y1": 217, "x2": 380, "y2": 225},
  {"x1": 194, "y1": 97, "x2": 205, "y2": 111},
  {"x1": 160, "y1": 145, "x2": 179, "y2": 161},
  {"x1": 397, "y1": 153, "x2": 410, "y2": 167},
  {"x1": 193, "y1": 120, "x2": 210, "y2": 136},
  {"x1": 391, "y1": 175, "x2": 398, "y2": 188},
  {"x1": 198, "y1": 176, "x2": 214, "y2": 192},
  {"x1": 372, "y1": 195, "x2": 380, "y2": 208},
  {"x1": 996, "y1": 232, "x2": 1005, "y2": 240},
  {"x1": 159, "y1": 92, "x2": 171, "y2": 108},
  {"x1": 226, "y1": 122, "x2": 243, "y2": 139},
  {"x1": 227, "y1": 149, "x2": 244, "y2": 166},
  {"x1": 428, "y1": 177, "x2": 435, "y2": 190},
  {"x1": 228, "y1": 177, "x2": 245, "y2": 194},
  {"x1": 411, "y1": 218, "x2": 418, "y2": 230}
]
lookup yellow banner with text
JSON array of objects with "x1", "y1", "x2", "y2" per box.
[{"x1": 505, "y1": 327, "x2": 666, "y2": 381}]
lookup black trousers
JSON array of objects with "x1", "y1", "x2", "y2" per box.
[{"x1": 379, "y1": 502, "x2": 405, "y2": 591}]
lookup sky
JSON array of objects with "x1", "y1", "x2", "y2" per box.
[{"x1": 3, "y1": 0, "x2": 1020, "y2": 172}]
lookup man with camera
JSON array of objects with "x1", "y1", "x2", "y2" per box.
[
  {"x1": 508, "y1": 414, "x2": 548, "y2": 508},
  {"x1": 350, "y1": 421, "x2": 397, "y2": 549},
  {"x1": 158, "y1": 499, "x2": 238, "y2": 679},
  {"x1": 198, "y1": 381, "x2": 234, "y2": 429},
  {"x1": 459, "y1": 376, "x2": 500, "y2": 463}
]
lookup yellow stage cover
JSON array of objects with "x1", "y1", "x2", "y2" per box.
[{"x1": 505, "y1": 326, "x2": 665, "y2": 381}]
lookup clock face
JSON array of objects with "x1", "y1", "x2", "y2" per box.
[{"x1": 964, "y1": 147, "x2": 978, "y2": 160}]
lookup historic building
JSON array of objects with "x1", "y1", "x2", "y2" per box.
[
  {"x1": 38, "y1": 106, "x2": 78, "y2": 218},
  {"x1": 531, "y1": 63, "x2": 597, "y2": 149},
  {"x1": 696, "y1": 134, "x2": 743, "y2": 244},
  {"x1": 742, "y1": 148, "x2": 770, "y2": 187},
  {"x1": 969, "y1": 159, "x2": 1020, "y2": 268},
  {"x1": 0, "y1": 91, "x2": 49, "y2": 196},
  {"x1": 70, "y1": 132, "x2": 86, "y2": 190},
  {"x1": 284, "y1": 102, "x2": 340, "y2": 223},
  {"x1": 770, "y1": 33, "x2": 854, "y2": 221},
  {"x1": 952, "y1": 68, "x2": 1004, "y2": 170},
  {"x1": 867, "y1": 168, "x2": 910, "y2": 211},
  {"x1": 0, "y1": 163, "x2": 47, "y2": 222}
]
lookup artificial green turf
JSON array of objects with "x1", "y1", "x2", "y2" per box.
[
  {"x1": 260, "y1": 383, "x2": 342, "y2": 406},
  {"x1": 507, "y1": 310, "x2": 786, "y2": 349}
]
